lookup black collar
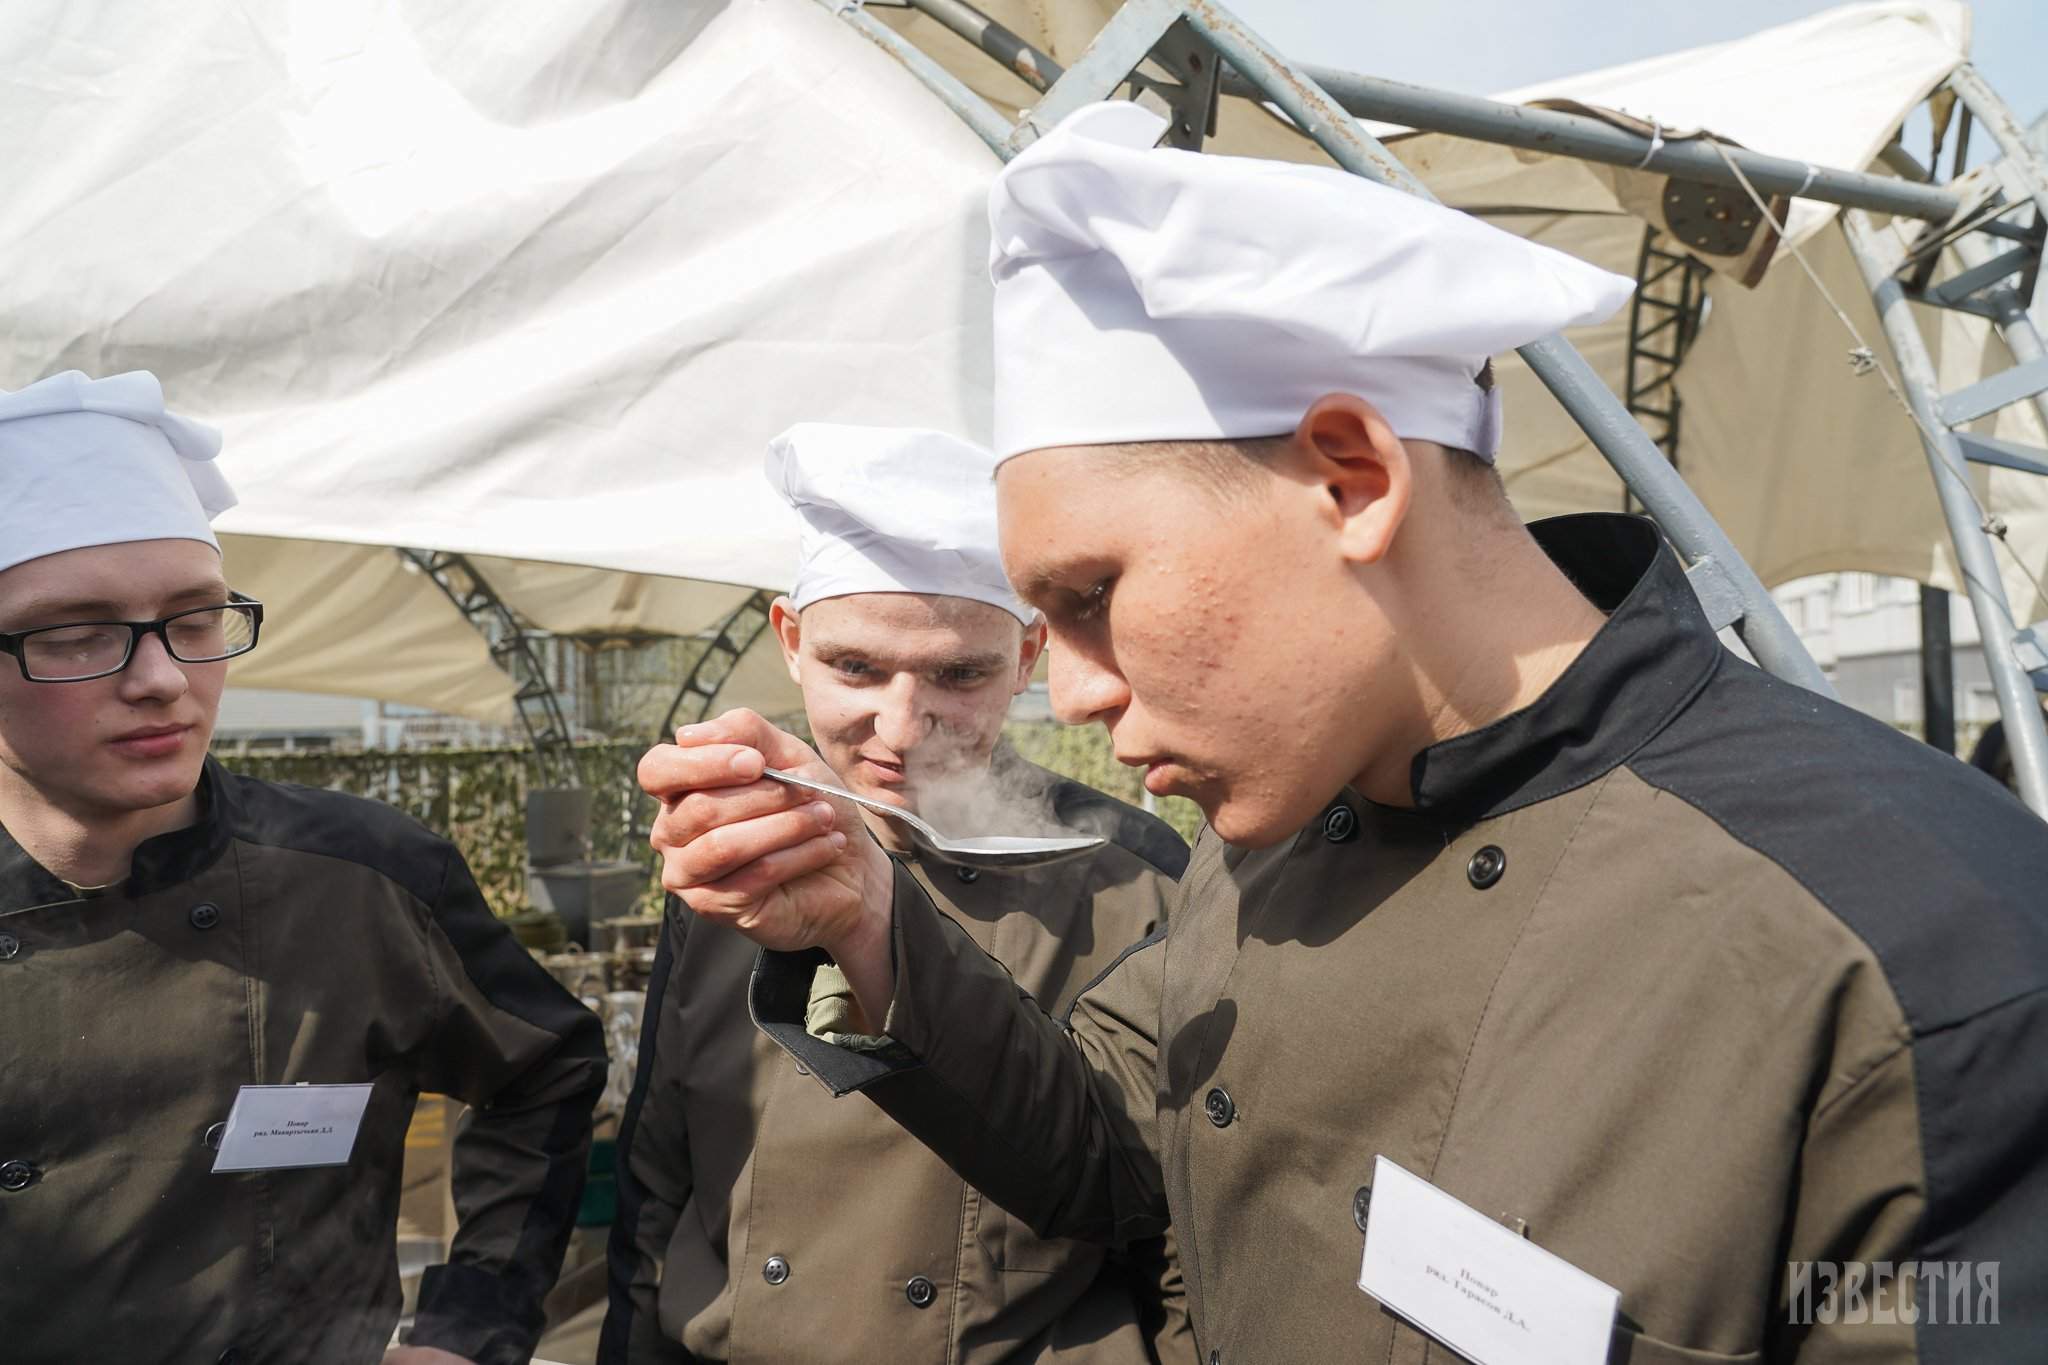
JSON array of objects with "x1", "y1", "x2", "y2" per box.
[
  {"x1": 1403, "y1": 513, "x2": 1723, "y2": 822},
  {"x1": 0, "y1": 757, "x2": 238, "y2": 909}
]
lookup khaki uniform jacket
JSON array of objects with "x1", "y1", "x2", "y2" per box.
[
  {"x1": 601, "y1": 754, "x2": 1195, "y2": 1364},
  {"x1": 0, "y1": 760, "x2": 608, "y2": 1365},
  {"x1": 753, "y1": 515, "x2": 2048, "y2": 1364}
]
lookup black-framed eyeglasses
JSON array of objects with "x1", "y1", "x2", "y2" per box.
[{"x1": 0, "y1": 600, "x2": 265, "y2": 683}]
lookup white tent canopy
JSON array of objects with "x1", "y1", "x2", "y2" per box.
[
  {"x1": 3, "y1": 0, "x2": 1002, "y2": 722},
  {"x1": 3, "y1": 0, "x2": 2042, "y2": 726}
]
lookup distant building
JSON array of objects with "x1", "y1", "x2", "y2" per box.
[
  {"x1": 213, "y1": 689, "x2": 516, "y2": 753},
  {"x1": 213, "y1": 689, "x2": 369, "y2": 751},
  {"x1": 1772, "y1": 573, "x2": 2002, "y2": 754}
]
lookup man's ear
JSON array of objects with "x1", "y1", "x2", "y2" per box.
[
  {"x1": 769, "y1": 597, "x2": 803, "y2": 684},
  {"x1": 1293, "y1": 392, "x2": 1412, "y2": 566},
  {"x1": 1013, "y1": 617, "x2": 1048, "y2": 694}
]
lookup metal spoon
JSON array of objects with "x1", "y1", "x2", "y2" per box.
[{"x1": 761, "y1": 767, "x2": 1104, "y2": 869}]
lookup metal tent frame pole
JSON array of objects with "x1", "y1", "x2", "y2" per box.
[
  {"x1": 895, "y1": 0, "x2": 1965, "y2": 224},
  {"x1": 1620, "y1": 229, "x2": 1709, "y2": 509},
  {"x1": 1826, "y1": 65, "x2": 2048, "y2": 814},
  {"x1": 905, "y1": 0, "x2": 1061, "y2": 92},
  {"x1": 658, "y1": 591, "x2": 779, "y2": 740},
  {"x1": 853, "y1": 0, "x2": 1833, "y2": 694},
  {"x1": 837, "y1": 2, "x2": 1017, "y2": 152},
  {"x1": 1948, "y1": 66, "x2": 2048, "y2": 320},
  {"x1": 1841, "y1": 210, "x2": 2048, "y2": 813},
  {"x1": 1211, "y1": 62, "x2": 1962, "y2": 223}
]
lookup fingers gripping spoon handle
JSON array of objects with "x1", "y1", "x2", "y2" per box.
[{"x1": 760, "y1": 768, "x2": 1104, "y2": 869}]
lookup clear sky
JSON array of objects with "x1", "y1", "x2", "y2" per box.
[{"x1": 1226, "y1": 0, "x2": 2044, "y2": 143}]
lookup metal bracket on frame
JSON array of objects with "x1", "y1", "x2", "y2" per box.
[
  {"x1": 1128, "y1": 19, "x2": 1223, "y2": 150},
  {"x1": 1008, "y1": 0, "x2": 1183, "y2": 151},
  {"x1": 1683, "y1": 557, "x2": 1746, "y2": 634},
  {"x1": 2017, "y1": 625, "x2": 2048, "y2": 691}
]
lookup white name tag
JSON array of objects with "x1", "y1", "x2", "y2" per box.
[
  {"x1": 1358, "y1": 1155, "x2": 1619, "y2": 1365},
  {"x1": 211, "y1": 1083, "x2": 374, "y2": 1173}
]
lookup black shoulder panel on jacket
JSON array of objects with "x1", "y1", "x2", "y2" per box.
[
  {"x1": 1048, "y1": 779, "x2": 1190, "y2": 880},
  {"x1": 1629, "y1": 656, "x2": 2048, "y2": 1034},
  {"x1": 1628, "y1": 655, "x2": 2048, "y2": 1355},
  {"x1": 213, "y1": 762, "x2": 454, "y2": 907}
]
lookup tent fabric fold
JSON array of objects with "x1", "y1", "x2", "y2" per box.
[{"x1": 4, "y1": 0, "x2": 995, "y2": 721}]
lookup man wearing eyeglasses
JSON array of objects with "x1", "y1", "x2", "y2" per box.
[{"x1": 0, "y1": 371, "x2": 607, "y2": 1365}]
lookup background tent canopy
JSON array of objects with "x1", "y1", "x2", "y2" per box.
[
  {"x1": 4, "y1": 0, "x2": 1003, "y2": 723},
  {"x1": 2, "y1": 0, "x2": 2040, "y2": 725}
]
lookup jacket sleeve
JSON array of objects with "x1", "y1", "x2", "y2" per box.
[
  {"x1": 1080, "y1": 864, "x2": 1195, "y2": 1365},
  {"x1": 1768, "y1": 1037, "x2": 1926, "y2": 1362},
  {"x1": 405, "y1": 844, "x2": 609, "y2": 1365},
  {"x1": 751, "y1": 858, "x2": 1171, "y2": 1249},
  {"x1": 598, "y1": 899, "x2": 697, "y2": 1364},
  {"x1": 1774, "y1": 987, "x2": 2048, "y2": 1361}
]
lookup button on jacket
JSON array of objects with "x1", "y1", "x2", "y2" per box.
[
  {"x1": 603, "y1": 752, "x2": 1194, "y2": 1364},
  {"x1": 753, "y1": 514, "x2": 2048, "y2": 1364},
  {"x1": 0, "y1": 759, "x2": 608, "y2": 1365}
]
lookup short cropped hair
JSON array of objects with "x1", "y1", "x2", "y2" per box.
[{"x1": 1118, "y1": 434, "x2": 1508, "y2": 510}]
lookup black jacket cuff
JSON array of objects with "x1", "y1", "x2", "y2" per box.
[
  {"x1": 749, "y1": 944, "x2": 920, "y2": 1097},
  {"x1": 410, "y1": 1260, "x2": 545, "y2": 1365}
]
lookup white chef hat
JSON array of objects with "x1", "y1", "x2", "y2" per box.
[
  {"x1": 0, "y1": 370, "x2": 236, "y2": 575},
  {"x1": 765, "y1": 424, "x2": 1035, "y2": 624},
  {"x1": 989, "y1": 102, "x2": 1636, "y2": 462}
]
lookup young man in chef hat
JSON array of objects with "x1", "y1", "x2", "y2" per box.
[
  {"x1": 0, "y1": 369, "x2": 605, "y2": 1365},
  {"x1": 602, "y1": 422, "x2": 1192, "y2": 1365},
  {"x1": 640, "y1": 104, "x2": 2048, "y2": 1363}
]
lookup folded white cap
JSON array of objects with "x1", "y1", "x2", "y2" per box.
[
  {"x1": 766, "y1": 424, "x2": 1035, "y2": 623},
  {"x1": 0, "y1": 370, "x2": 236, "y2": 575},
  {"x1": 989, "y1": 102, "x2": 1636, "y2": 462}
]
